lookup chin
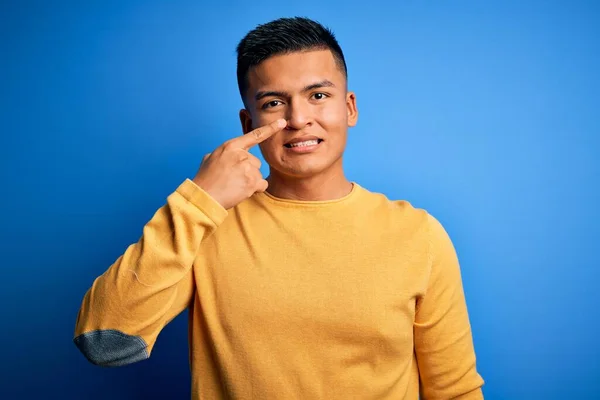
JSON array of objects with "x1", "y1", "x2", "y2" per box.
[
  {"x1": 284, "y1": 169, "x2": 325, "y2": 179},
  {"x1": 262, "y1": 145, "x2": 344, "y2": 178},
  {"x1": 272, "y1": 159, "x2": 341, "y2": 179}
]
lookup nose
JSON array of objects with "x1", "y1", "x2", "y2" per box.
[{"x1": 285, "y1": 98, "x2": 312, "y2": 131}]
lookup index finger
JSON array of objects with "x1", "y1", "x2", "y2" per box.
[{"x1": 233, "y1": 119, "x2": 287, "y2": 150}]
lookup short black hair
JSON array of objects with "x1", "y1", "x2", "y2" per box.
[{"x1": 236, "y1": 17, "x2": 348, "y2": 103}]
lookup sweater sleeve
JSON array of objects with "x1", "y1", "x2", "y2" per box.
[
  {"x1": 73, "y1": 179, "x2": 228, "y2": 367},
  {"x1": 414, "y1": 214, "x2": 485, "y2": 399}
]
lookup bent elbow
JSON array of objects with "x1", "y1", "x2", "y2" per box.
[{"x1": 73, "y1": 329, "x2": 149, "y2": 367}]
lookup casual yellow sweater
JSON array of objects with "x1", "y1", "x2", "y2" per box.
[{"x1": 74, "y1": 179, "x2": 484, "y2": 399}]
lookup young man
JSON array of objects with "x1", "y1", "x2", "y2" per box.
[{"x1": 74, "y1": 17, "x2": 484, "y2": 399}]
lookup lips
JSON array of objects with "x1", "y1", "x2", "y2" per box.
[{"x1": 283, "y1": 135, "x2": 323, "y2": 148}]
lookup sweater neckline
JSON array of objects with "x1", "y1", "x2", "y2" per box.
[{"x1": 257, "y1": 182, "x2": 361, "y2": 207}]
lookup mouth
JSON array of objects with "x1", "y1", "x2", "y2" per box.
[
  {"x1": 283, "y1": 137, "x2": 324, "y2": 154},
  {"x1": 283, "y1": 138, "x2": 324, "y2": 149}
]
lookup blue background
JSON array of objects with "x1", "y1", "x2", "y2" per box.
[{"x1": 1, "y1": 1, "x2": 598, "y2": 399}]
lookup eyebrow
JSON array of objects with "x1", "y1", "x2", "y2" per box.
[{"x1": 254, "y1": 80, "x2": 336, "y2": 101}]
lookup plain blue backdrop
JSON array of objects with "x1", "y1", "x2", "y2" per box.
[{"x1": 1, "y1": 0, "x2": 598, "y2": 399}]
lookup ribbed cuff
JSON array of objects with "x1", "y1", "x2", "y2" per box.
[{"x1": 175, "y1": 179, "x2": 228, "y2": 226}]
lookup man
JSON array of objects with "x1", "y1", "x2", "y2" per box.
[{"x1": 74, "y1": 17, "x2": 484, "y2": 399}]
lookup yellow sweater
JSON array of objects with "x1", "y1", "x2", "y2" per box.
[{"x1": 74, "y1": 179, "x2": 484, "y2": 399}]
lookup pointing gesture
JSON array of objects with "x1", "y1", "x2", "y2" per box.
[
  {"x1": 192, "y1": 119, "x2": 287, "y2": 210},
  {"x1": 231, "y1": 118, "x2": 287, "y2": 150}
]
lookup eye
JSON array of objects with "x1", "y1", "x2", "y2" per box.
[
  {"x1": 262, "y1": 100, "x2": 283, "y2": 109},
  {"x1": 311, "y1": 92, "x2": 329, "y2": 101}
]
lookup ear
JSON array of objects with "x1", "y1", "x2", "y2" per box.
[
  {"x1": 239, "y1": 109, "x2": 253, "y2": 134},
  {"x1": 346, "y1": 91, "x2": 358, "y2": 127}
]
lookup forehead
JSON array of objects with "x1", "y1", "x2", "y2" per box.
[{"x1": 247, "y1": 49, "x2": 344, "y2": 92}]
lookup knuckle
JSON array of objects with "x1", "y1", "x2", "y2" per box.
[
  {"x1": 257, "y1": 179, "x2": 268, "y2": 192},
  {"x1": 238, "y1": 151, "x2": 249, "y2": 162},
  {"x1": 244, "y1": 172, "x2": 256, "y2": 186},
  {"x1": 222, "y1": 141, "x2": 234, "y2": 151},
  {"x1": 248, "y1": 155, "x2": 259, "y2": 166},
  {"x1": 252, "y1": 128, "x2": 263, "y2": 139}
]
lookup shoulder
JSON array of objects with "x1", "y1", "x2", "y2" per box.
[
  {"x1": 355, "y1": 185, "x2": 457, "y2": 256},
  {"x1": 356, "y1": 184, "x2": 437, "y2": 247},
  {"x1": 359, "y1": 184, "x2": 460, "y2": 273},
  {"x1": 357, "y1": 183, "x2": 428, "y2": 219}
]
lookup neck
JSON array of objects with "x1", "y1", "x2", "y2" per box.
[{"x1": 265, "y1": 168, "x2": 353, "y2": 202}]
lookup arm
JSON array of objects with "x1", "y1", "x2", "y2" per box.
[
  {"x1": 73, "y1": 179, "x2": 228, "y2": 367},
  {"x1": 414, "y1": 214, "x2": 485, "y2": 399}
]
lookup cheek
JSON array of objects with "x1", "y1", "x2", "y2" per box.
[
  {"x1": 252, "y1": 108, "x2": 286, "y2": 130},
  {"x1": 257, "y1": 139, "x2": 280, "y2": 159},
  {"x1": 316, "y1": 101, "x2": 348, "y2": 129}
]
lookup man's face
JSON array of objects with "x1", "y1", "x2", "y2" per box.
[{"x1": 240, "y1": 49, "x2": 358, "y2": 179}]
